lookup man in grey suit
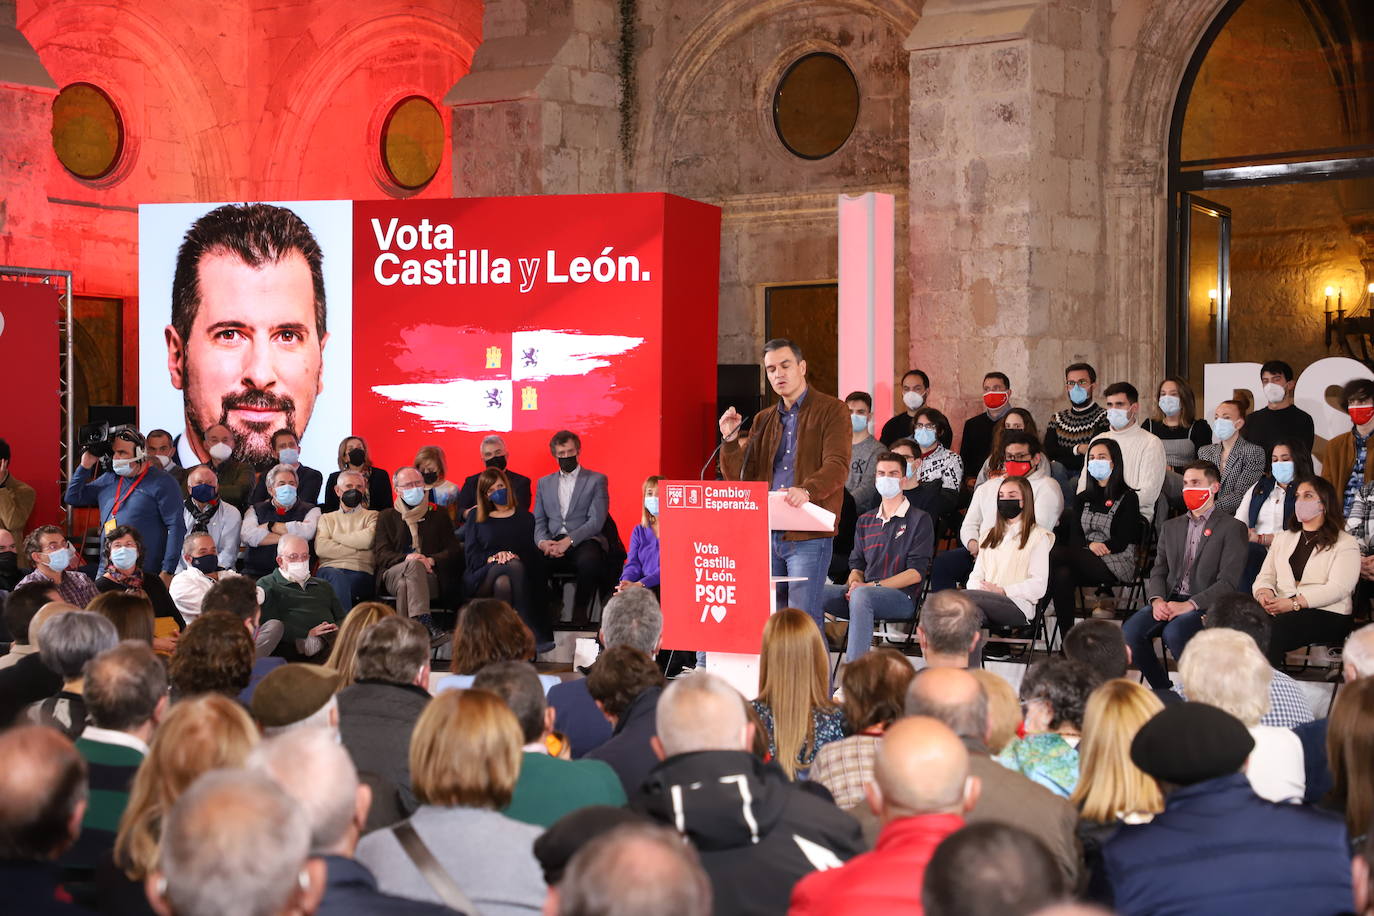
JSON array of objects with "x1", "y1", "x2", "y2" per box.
[
  {"x1": 534, "y1": 430, "x2": 610, "y2": 625},
  {"x1": 1123, "y1": 459, "x2": 1248, "y2": 690}
]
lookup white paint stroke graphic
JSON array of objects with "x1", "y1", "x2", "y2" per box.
[
  {"x1": 372, "y1": 379, "x2": 514, "y2": 432},
  {"x1": 511, "y1": 331, "x2": 644, "y2": 381}
]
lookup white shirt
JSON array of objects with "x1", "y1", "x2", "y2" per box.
[
  {"x1": 961, "y1": 461, "x2": 1064, "y2": 546},
  {"x1": 1077, "y1": 424, "x2": 1167, "y2": 521},
  {"x1": 80, "y1": 725, "x2": 150, "y2": 756},
  {"x1": 1235, "y1": 481, "x2": 1288, "y2": 536},
  {"x1": 556, "y1": 468, "x2": 580, "y2": 535},
  {"x1": 967, "y1": 521, "x2": 1054, "y2": 621},
  {"x1": 1245, "y1": 724, "x2": 1306, "y2": 804},
  {"x1": 169, "y1": 566, "x2": 241, "y2": 622},
  {"x1": 178, "y1": 500, "x2": 243, "y2": 571}
]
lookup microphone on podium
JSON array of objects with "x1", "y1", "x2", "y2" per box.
[{"x1": 700, "y1": 410, "x2": 751, "y2": 480}]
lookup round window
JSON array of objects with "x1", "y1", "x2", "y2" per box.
[
  {"x1": 772, "y1": 53, "x2": 860, "y2": 160},
  {"x1": 380, "y1": 96, "x2": 445, "y2": 190},
  {"x1": 51, "y1": 83, "x2": 124, "y2": 180}
]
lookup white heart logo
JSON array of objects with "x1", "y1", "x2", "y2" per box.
[{"x1": 710, "y1": 605, "x2": 727, "y2": 623}]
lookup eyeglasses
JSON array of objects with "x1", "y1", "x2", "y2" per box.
[
  {"x1": 914, "y1": 423, "x2": 938, "y2": 431},
  {"x1": 280, "y1": 553, "x2": 311, "y2": 563},
  {"x1": 1066, "y1": 380, "x2": 1092, "y2": 388}
]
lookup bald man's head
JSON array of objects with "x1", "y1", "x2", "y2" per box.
[
  {"x1": 905, "y1": 668, "x2": 989, "y2": 743},
  {"x1": 0, "y1": 726, "x2": 87, "y2": 860},
  {"x1": 655, "y1": 673, "x2": 750, "y2": 758},
  {"x1": 870, "y1": 716, "x2": 974, "y2": 820}
]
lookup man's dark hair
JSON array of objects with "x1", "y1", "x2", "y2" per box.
[
  {"x1": 167, "y1": 612, "x2": 254, "y2": 699},
  {"x1": 549, "y1": 430, "x2": 582, "y2": 455},
  {"x1": 1064, "y1": 362, "x2": 1097, "y2": 383},
  {"x1": 912, "y1": 408, "x2": 952, "y2": 442},
  {"x1": 1260, "y1": 360, "x2": 1294, "y2": 383},
  {"x1": 1184, "y1": 458, "x2": 1221, "y2": 484},
  {"x1": 84, "y1": 642, "x2": 167, "y2": 732},
  {"x1": 587, "y1": 646, "x2": 664, "y2": 720},
  {"x1": 902, "y1": 369, "x2": 930, "y2": 389},
  {"x1": 0, "y1": 438, "x2": 9, "y2": 462},
  {"x1": 874, "y1": 451, "x2": 907, "y2": 474},
  {"x1": 1103, "y1": 381, "x2": 1139, "y2": 403},
  {"x1": 1343, "y1": 378, "x2": 1374, "y2": 409},
  {"x1": 4, "y1": 582, "x2": 60, "y2": 644},
  {"x1": 1063, "y1": 619, "x2": 1128, "y2": 680},
  {"x1": 171, "y1": 203, "x2": 326, "y2": 347},
  {"x1": 0, "y1": 726, "x2": 87, "y2": 861},
  {"x1": 999, "y1": 430, "x2": 1042, "y2": 458},
  {"x1": 844, "y1": 391, "x2": 872, "y2": 410},
  {"x1": 473, "y1": 661, "x2": 546, "y2": 744},
  {"x1": 984, "y1": 372, "x2": 1010, "y2": 388},
  {"x1": 762, "y1": 338, "x2": 804, "y2": 362},
  {"x1": 270, "y1": 429, "x2": 298, "y2": 449},
  {"x1": 201, "y1": 576, "x2": 259, "y2": 622},
  {"x1": 355, "y1": 616, "x2": 429, "y2": 684},
  {"x1": 922, "y1": 823, "x2": 1065, "y2": 916},
  {"x1": 1205, "y1": 593, "x2": 1273, "y2": 654},
  {"x1": 145, "y1": 429, "x2": 174, "y2": 447}
]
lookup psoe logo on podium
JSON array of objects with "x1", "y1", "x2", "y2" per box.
[{"x1": 665, "y1": 484, "x2": 704, "y2": 509}]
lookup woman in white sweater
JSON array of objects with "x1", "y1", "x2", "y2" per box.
[
  {"x1": 1253, "y1": 476, "x2": 1360, "y2": 667},
  {"x1": 964, "y1": 476, "x2": 1054, "y2": 628}
]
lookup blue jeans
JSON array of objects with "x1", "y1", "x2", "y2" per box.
[
  {"x1": 316, "y1": 567, "x2": 375, "y2": 615},
  {"x1": 930, "y1": 547, "x2": 975, "y2": 592},
  {"x1": 822, "y1": 583, "x2": 916, "y2": 661},
  {"x1": 771, "y1": 533, "x2": 834, "y2": 630},
  {"x1": 1122, "y1": 603, "x2": 1206, "y2": 690}
]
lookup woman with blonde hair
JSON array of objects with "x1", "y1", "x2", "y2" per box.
[
  {"x1": 809, "y1": 648, "x2": 913, "y2": 806},
  {"x1": 102, "y1": 694, "x2": 258, "y2": 903},
  {"x1": 414, "y1": 444, "x2": 461, "y2": 521},
  {"x1": 324, "y1": 600, "x2": 397, "y2": 689},
  {"x1": 617, "y1": 475, "x2": 663, "y2": 596},
  {"x1": 970, "y1": 669, "x2": 1021, "y2": 754},
  {"x1": 355, "y1": 689, "x2": 545, "y2": 913},
  {"x1": 751, "y1": 608, "x2": 847, "y2": 779}
]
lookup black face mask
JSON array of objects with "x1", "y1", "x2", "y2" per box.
[
  {"x1": 421, "y1": 470, "x2": 439, "y2": 485},
  {"x1": 557, "y1": 455, "x2": 579, "y2": 474},
  {"x1": 190, "y1": 554, "x2": 218, "y2": 575},
  {"x1": 347, "y1": 448, "x2": 366, "y2": 466},
  {"x1": 996, "y1": 498, "x2": 1023, "y2": 520},
  {"x1": 0, "y1": 552, "x2": 16, "y2": 572},
  {"x1": 485, "y1": 455, "x2": 508, "y2": 471},
  {"x1": 340, "y1": 489, "x2": 365, "y2": 508}
]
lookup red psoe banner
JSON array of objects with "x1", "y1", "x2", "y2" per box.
[{"x1": 658, "y1": 480, "x2": 770, "y2": 653}]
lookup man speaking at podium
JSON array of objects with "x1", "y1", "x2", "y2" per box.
[{"x1": 719, "y1": 339, "x2": 850, "y2": 630}]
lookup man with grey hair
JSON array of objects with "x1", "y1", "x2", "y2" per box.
[
  {"x1": 27, "y1": 610, "x2": 120, "y2": 738},
  {"x1": 904, "y1": 668, "x2": 1079, "y2": 887},
  {"x1": 0, "y1": 725, "x2": 89, "y2": 913},
  {"x1": 336, "y1": 616, "x2": 432, "y2": 832},
  {"x1": 550, "y1": 588, "x2": 663, "y2": 757},
  {"x1": 916, "y1": 590, "x2": 983, "y2": 668},
  {"x1": 241, "y1": 463, "x2": 322, "y2": 578},
  {"x1": 314, "y1": 467, "x2": 379, "y2": 612},
  {"x1": 1296, "y1": 622, "x2": 1374, "y2": 802},
  {"x1": 177, "y1": 463, "x2": 242, "y2": 573},
  {"x1": 458, "y1": 434, "x2": 531, "y2": 519},
  {"x1": 633, "y1": 673, "x2": 864, "y2": 915},
  {"x1": 257, "y1": 534, "x2": 341, "y2": 661},
  {"x1": 374, "y1": 465, "x2": 459, "y2": 642},
  {"x1": 169, "y1": 530, "x2": 241, "y2": 623},
  {"x1": 249, "y1": 727, "x2": 461, "y2": 915},
  {"x1": 146, "y1": 770, "x2": 324, "y2": 916},
  {"x1": 549, "y1": 822, "x2": 712, "y2": 916}
]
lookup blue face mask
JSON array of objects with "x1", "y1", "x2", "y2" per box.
[
  {"x1": 1157, "y1": 395, "x2": 1181, "y2": 417},
  {"x1": 913, "y1": 428, "x2": 937, "y2": 449},
  {"x1": 278, "y1": 447, "x2": 300, "y2": 466},
  {"x1": 45, "y1": 546, "x2": 72, "y2": 573},
  {"x1": 401, "y1": 487, "x2": 426, "y2": 507},
  {"x1": 489, "y1": 487, "x2": 509, "y2": 506},
  {"x1": 905, "y1": 460, "x2": 918, "y2": 479},
  {"x1": 850, "y1": 414, "x2": 868, "y2": 434},
  {"x1": 112, "y1": 458, "x2": 139, "y2": 477},
  {"x1": 644, "y1": 496, "x2": 660, "y2": 516},
  {"x1": 110, "y1": 545, "x2": 139, "y2": 571},
  {"x1": 1069, "y1": 385, "x2": 1090, "y2": 406},
  {"x1": 875, "y1": 476, "x2": 903, "y2": 500},
  {"x1": 274, "y1": 484, "x2": 298, "y2": 507},
  {"x1": 1271, "y1": 460, "x2": 1295, "y2": 485},
  {"x1": 1212, "y1": 418, "x2": 1236, "y2": 442},
  {"x1": 1087, "y1": 459, "x2": 1112, "y2": 482},
  {"x1": 1106, "y1": 407, "x2": 1131, "y2": 430}
]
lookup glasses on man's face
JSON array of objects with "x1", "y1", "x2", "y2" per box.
[
  {"x1": 1005, "y1": 453, "x2": 1031, "y2": 462},
  {"x1": 914, "y1": 423, "x2": 938, "y2": 431},
  {"x1": 1066, "y1": 380, "x2": 1091, "y2": 389},
  {"x1": 281, "y1": 554, "x2": 311, "y2": 564}
]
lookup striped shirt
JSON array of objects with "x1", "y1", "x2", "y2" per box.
[{"x1": 848, "y1": 499, "x2": 935, "y2": 598}]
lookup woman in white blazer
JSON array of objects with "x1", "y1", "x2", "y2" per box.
[{"x1": 1252, "y1": 476, "x2": 1360, "y2": 666}]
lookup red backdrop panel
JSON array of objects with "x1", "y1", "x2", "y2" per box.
[{"x1": 0, "y1": 281, "x2": 63, "y2": 530}]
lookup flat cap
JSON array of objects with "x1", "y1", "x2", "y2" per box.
[
  {"x1": 533, "y1": 805, "x2": 649, "y2": 885},
  {"x1": 250, "y1": 663, "x2": 340, "y2": 728},
  {"x1": 1130, "y1": 702, "x2": 1254, "y2": 786}
]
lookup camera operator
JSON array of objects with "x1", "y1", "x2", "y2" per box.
[{"x1": 65, "y1": 426, "x2": 185, "y2": 583}]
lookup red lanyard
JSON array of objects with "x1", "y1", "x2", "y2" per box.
[{"x1": 111, "y1": 464, "x2": 150, "y2": 518}]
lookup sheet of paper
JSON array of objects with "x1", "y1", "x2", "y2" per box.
[{"x1": 767, "y1": 490, "x2": 836, "y2": 532}]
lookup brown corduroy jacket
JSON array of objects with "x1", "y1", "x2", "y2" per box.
[
  {"x1": 1321, "y1": 430, "x2": 1374, "y2": 497},
  {"x1": 719, "y1": 387, "x2": 851, "y2": 540}
]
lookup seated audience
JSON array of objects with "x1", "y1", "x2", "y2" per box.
[
  {"x1": 414, "y1": 444, "x2": 461, "y2": 521},
  {"x1": 550, "y1": 822, "x2": 713, "y2": 916},
  {"x1": 248, "y1": 727, "x2": 460, "y2": 916},
  {"x1": 474, "y1": 661, "x2": 626, "y2": 827},
  {"x1": 105, "y1": 694, "x2": 258, "y2": 910},
  {"x1": 168, "y1": 531, "x2": 238, "y2": 624},
  {"x1": 907, "y1": 407, "x2": 964, "y2": 517},
  {"x1": 905, "y1": 668, "x2": 1080, "y2": 887},
  {"x1": 880, "y1": 369, "x2": 943, "y2": 447},
  {"x1": 809, "y1": 648, "x2": 915, "y2": 808},
  {"x1": 1244, "y1": 360, "x2": 1316, "y2": 455},
  {"x1": 959, "y1": 372, "x2": 1014, "y2": 490},
  {"x1": 845, "y1": 391, "x2": 883, "y2": 513},
  {"x1": 321, "y1": 434, "x2": 393, "y2": 513},
  {"x1": 200, "y1": 575, "x2": 285, "y2": 699},
  {"x1": 0, "y1": 436, "x2": 37, "y2": 575},
  {"x1": 1202, "y1": 593, "x2": 1313, "y2": 728},
  {"x1": 1045, "y1": 363, "x2": 1109, "y2": 484},
  {"x1": 549, "y1": 588, "x2": 661, "y2": 758},
  {"x1": 258, "y1": 535, "x2": 342, "y2": 661},
  {"x1": 886, "y1": 437, "x2": 945, "y2": 521},
  {"x1": 94, "y1": 525, "x2": 183, "y2": 631},
  {"x1": 1141, "y1": 376, "x2": 1210, "y2": 478},
  {"x1": 145, "y1": 770, "x2": 323, "y2": 916},
  {"x1": 1078, "y1": 382, "x2": 1167, "y2": 523},
  {"x1": 167, "y1": 611, "x2": 255, "y2": 701},
  {"x1": 962, "y1": 476, "x2": 1054, "y2": 635},
  {"x1": 1103, "y1": 702, "x2": 1350, "y2": 916},
  {"x1": 533, "y1": 805, "x2": 652, "y2": 888},
  {"x1": 437, "y1": 598, "x2": 556, "y2": 693},
  {"x1": 375, "y1": 465, "x2": 460, "y2": 642},
  {"x1": 462, "y1": 468, "x2": 546, "y2": 644},
  {"x1": 1062, "y1": 618, "x2": 1129, "y2": 681},
  {"x1": 0, "y1": 581, "x2": 61, "y2": 670},
  {"x1": 0, "y1": 528, "x2": 21, "y2": 592},
  {"x1": 27, "y1": 610, "x2": 119, "y2": 738},
  {"x1": 1235, "y1": 439, "x2": 1310, "y2": 592},
  {"x1": 1178, "y1": 628, "x2": 1304, "y2": 803},
  {"x1": 970, "y1": 669, "x2": 1020, "y2": 755},
  {"x1": 324, "y1": 600, "x2": 396, "y2": 690},
  {"x1": 1253, "y1": 475, "x2": 1360, "y2": 666},
  {"x1": 922, "y1": 822, "x2": 1067, "y2": 916},
  {"x1": 193, "y1": 424, "x2": 254, "y2": 510},
  {"x1": 249, "y1": 663, "x2": 341, "y2": 736},
  {"x1": 241, "y1": 463, "x2": 321, "y2": 578},
  {"x1": 458, "y1": 435, "x2": 533, "y2": 520},
  {"x1": 247, "y1": 428, "x2": 323, "y2": 505},
  {"x1": 178, "y1": 463, "x2": 241, "y2": 572},
  {"x1": 355, "y1": 688, "x2": 546, "y2": 913},
  {"x1": 1049, "y1": 438, "x2": 1141, "y2": 621},
  {"x1": 998, "y1": 658, "x2": 1100, "y2": 797},
  {"x1": 1122, "y1": 460, "x2": 1247, "y2": 690},
  {"x1": 974, "y1": 408, "x2": 1039, "y2": 486},
  {"x1": 916, "y1": 590, "x2": 982, "y2": 668},
  {"x1": 822, "y1": 452, "x2": 934, "y2": 661},
  {"x1": 1322, "y1": 377, "x2": 1374, "y2": 514},
  {"x1": 0, "y1": 726, "x2": 90, "y2": 915},
  {"x1": 1197, "y1": 399, "x2": 1266, "y2": 516},
  {"x1": 587, "y1": 645, "x2": 666, "y2": 796},
  {"x1": 0, "y1": 599, "x2": 69, "y2": 726},
  {"x1": 791, "y1": 716, "x2": 974, "y2": 916},
  {"x1": 336, "y1": 615, "x2": 433, "y2": 832},
  {"x1": 315, "y1": 468, "x2": 380, "y2": 611},
  {"x1": 617, "y1": 475, "x2": 662, "y2": 595},
  {"x1": 751, "y1": 608, "x2": 847, "y2": 779},
  {"x1": 18, "y1": 525, "x2": 98, "y2": 608},
  {"x1": 1323, "y1": 675, "x2": 1374, "y2": 838},
  {"x1": 534, "y1": 429, "x2": 612, "y2": 625},
  {"x1": 634, "y1": 673, "x2": 865, "y2": 916},
  {"x1": 88, "y1": 591, "x2": 173, "y2": 656}
]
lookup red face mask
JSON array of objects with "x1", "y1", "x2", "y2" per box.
[
  {"x1": 983, "y1": 390, "x2": 1009, "y2": 411},
  {"x1": 1182, "y1": 487, "x2": 1213, "y2": 512},
  {"x1": 1004, "y1": 460, "x2": 1033, "y2": 478},
  {"x1": 1350, "y1": 405, "x2": 1374, "y2": 426}
]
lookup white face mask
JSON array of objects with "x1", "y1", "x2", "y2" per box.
[
  {"x1": 283, "y1": 561, "x2": 310, "y2": 584},
  {"x1": 208, "y1": 442, "x2": 233, "y2": 462},
  {"x1": 155, "y1": 454, "x2": 172, "y2": 469},
  {"x1": 1263, "y1": 382, "x2": 1286, "y2": 404},
  {"x1": 902, "y1": 390, "x2": 925, "y2": 411}
]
